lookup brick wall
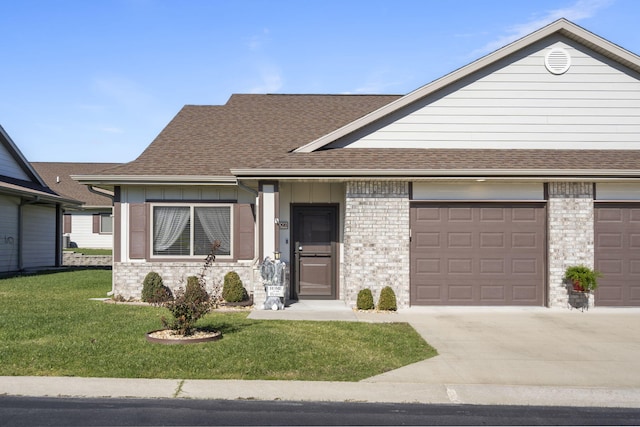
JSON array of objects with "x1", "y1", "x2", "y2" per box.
[
  {"x1": 112, "y1": 261, "x2": 257, "y2": 300},
  {"x1": 343, "y1": 181, "x2": 410, "y2": 308},
  {"x1": 63, "y1": 252, "x2": 112, "y2": 267},
  {"x1": 547, "y1": 182, "x2": 594, "y2": 308}
]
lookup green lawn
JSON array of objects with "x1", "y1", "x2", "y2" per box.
[{"x1": 0, "y1": 270, "x2": 436, "y2": 381}]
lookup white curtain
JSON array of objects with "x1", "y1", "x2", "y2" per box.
[
  {"x1": 153, "y1": 207, "x2": 190, "y2": 252},
  {"x1": 195, "y1": 207, "x2": 230, "y2": 254}
]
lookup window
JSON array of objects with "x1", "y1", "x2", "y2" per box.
[
  {"x1": 152, "y1": 204, "x2": 231, "y2": 257},
  {"x1": 100, "y1": 213, "x2": 113, "y2": 234}
]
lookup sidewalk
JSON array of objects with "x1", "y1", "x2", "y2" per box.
[{"x1": 1, "y1": 303, "x2": 639, "y2": 407}]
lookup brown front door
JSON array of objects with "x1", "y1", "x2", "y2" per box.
[{"x1": 292, "y1": 205, "x2": 337, "y2": 299}]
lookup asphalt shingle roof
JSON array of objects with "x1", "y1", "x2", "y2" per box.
[
  {"x1": 100, "y1": 94, "x2": 402, "y2": 177},
  {"x1": 32, "y1": 162, "x2": 119, "y2": 206}
]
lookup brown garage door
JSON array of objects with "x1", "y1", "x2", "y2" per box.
[
  {"x1": 594, "y1": 204, "x2": 640, "y2": 307},
  {"x1": 410, "y1": 203, "x2": 546, "y2": 306}
]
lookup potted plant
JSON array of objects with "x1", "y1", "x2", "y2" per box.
[{"x1": 564, "y1": 265, "x2": 601, "y2": 292}]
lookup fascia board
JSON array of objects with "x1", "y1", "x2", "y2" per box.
[
  {"x1": 230, "y1": 168, "x2": 640, "y2": 179},
  {"x1": 294, "y1": 19, "x2": 640, "y2": 154}
]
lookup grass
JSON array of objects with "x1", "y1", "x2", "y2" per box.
[
  {"x1": 64, "y1": 248, "x2": 112, "y2": 255},
  {"x1": 0, "y1": 270, "x2": 436, "y2": 381}
]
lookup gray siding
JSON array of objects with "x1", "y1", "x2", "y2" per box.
[
  {"x1": 0, "y1": 141, "x2": 30, "y2": 180},
  {"x1": 21, "y1": 204, "x2": 56, "y2": 268},
  {"x1": 342, "y1": 35, "x2": 640, "y2": 150},
  {"x1": 0, "y1": 195, "x2": 19, "y2": 272}
]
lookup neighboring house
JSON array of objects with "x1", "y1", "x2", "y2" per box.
[
  {"x1": 75, "y1": 19, "x2": 640, "y2": 308},
  {"x1": 0, "y1": 126, "x2": 79, "y2": 273},
  {"x1": 32, "y1": 162, "x2": 118, "y2": 249}
]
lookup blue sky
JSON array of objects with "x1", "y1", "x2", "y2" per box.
[{"x1": 1, "y1": 0, "x2": 639, "y2": 163}]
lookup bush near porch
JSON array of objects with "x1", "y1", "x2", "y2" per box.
[{"x1": 0, "y1": 270, "x2": 436, "y2": 381}]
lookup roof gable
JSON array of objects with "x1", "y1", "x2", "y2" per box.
[
  {"x1": 0, "y1": 125, "x2": 45, "y2": 184},
  {"x1": 294, "y1": 18, "x2": 640, "y2": 153}
]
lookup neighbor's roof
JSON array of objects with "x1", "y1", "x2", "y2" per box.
[{"x1": 32, "y1": 162, "x2": 119, "y2": 207}]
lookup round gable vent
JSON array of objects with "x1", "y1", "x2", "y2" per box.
[{"x1": 545, "y1": 48, "x2": 571, "y2": 75}]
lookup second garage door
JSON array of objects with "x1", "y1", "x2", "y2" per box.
[
  {"x1": 410, "y1": 203, "x2": 546, "y2": 306},
  {"x1": 594, "y1": 204, "x2": 640, "y2": 306}
]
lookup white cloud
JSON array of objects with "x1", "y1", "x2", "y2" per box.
[
  {"x1": 246, "y1": 28, "x2": 271, "y2": 51},
  {"x1": 471, "y1": 0, "x2": 614, "y2": 57},
  {"x1": 248, "y1": 64, "x2": 283, "y2": 93}
]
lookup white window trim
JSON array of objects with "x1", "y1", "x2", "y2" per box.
[{"x1": 149, "y1": 202, "x2": 234, "y2": 260}]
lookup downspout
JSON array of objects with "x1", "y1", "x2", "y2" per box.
[
  {"x1": 237, "y1": 181, "x2": 258, "y2": 197},
  {"x1": 18, "y1": 196, "x2": 40, "y2": 271}
]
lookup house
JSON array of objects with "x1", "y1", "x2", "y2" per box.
[
  {"x1": 32, "y1": 162, "x2": 118, "y2": 249},
  {"x1": 75, "y1": 19, "x2": 640, "y2": 308},
  {"x1": 0, "y1": 126, "x2": 79, "y2": 273}
]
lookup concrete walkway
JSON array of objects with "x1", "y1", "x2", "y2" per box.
[{"x1": 1, "y1": 303, "x2": 640, "y2": 407}]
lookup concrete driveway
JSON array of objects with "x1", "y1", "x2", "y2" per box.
[{"x1": 360, "y1": 307, "x2": 640, "y2": 388}]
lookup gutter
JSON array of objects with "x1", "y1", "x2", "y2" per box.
[
  {"x1": 229, "y1": 168, "x2": 640, "y2": 181},
  {"x1": 71, "y1": 174, "x2": 238, "y2": 186},
  {"x1": 87, "y1": 185, "x2": 114, "y2": 202}
]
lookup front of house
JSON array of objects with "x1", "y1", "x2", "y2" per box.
[{"x1": 76, "y1": 19, "x2": 640, "y2": 308}]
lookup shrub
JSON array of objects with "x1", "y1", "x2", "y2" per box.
[
  {"x1": 222, "y1": 271, "x2": 248, "y2": 303},
  {"x1": 162, "y1": 276, "x2": 211, "y2": 336},
  {"x1": 356, "y1": 288, "x2": 375, "y2": 310},
  {"x1": 141, "y1": 272, "x2": 173, "y2": 305},
  {"x1": 377, "y1": 286, "x2": 397, "y2": 311}
]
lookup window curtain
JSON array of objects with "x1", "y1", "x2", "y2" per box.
[
  {"x1": 153, "y1": 207, "x2": 190, "y2": 252},
  {"x1": 195, "y1": 207, "x2": 231, "y2": 254}
]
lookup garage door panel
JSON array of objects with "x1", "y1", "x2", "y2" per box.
[
  {"x1": 449, "y1": 208, "x2": 473, "y2": 221},
  {"x1": 512, "y1": 233, "x2": 537, "y2": 248},
  {"x1": 481, "y1": 285, "x2": 505, "y2": 298},
  {"x1": 513, "y1": 286, "x2": 538, "y2": 303},
  {"x1": 480, "y1": 207, "x2": 505, "y2": 221},
  {"x1": 448, "y1": 285, "x2": 474, "y2": 302},
  {"x1": 411, "y1": 203, "x2": 545, "y2": 306},
  {"x1": 448, "y1": 232, "x2": 473, "y2": 248},
  {"x1": 449, "y1": 258, "x2": 473, "y2": 273},
  {"x1": 595, "y1": 204, "x2": 640, "y2": 306},
  {"x1": 480, "y1": 233, "x2": 504, "y2": 248},
  {"x1": 480, "y1": 259, "x2": 504, "y2": 274},
  {"x1": 513, "y1": 258, "x2": 538, "y2": 274}
]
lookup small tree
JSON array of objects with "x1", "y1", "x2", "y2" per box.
[
  {"x1": 141, "y1": 272, "x2": 173, "y2": 305},
  {"x1": 162, "y1": 276, "x2": 211, "y2": 336},
  {"x1": 356, "y1": 288, "x2": 375, "y2": 310},
  {"x1": 377, "y1": 286, "x2": 397, "y2": 311},
  {"x1": 222, "y1": 271, "x2": 248, "y2": 303},
  {"x1": 160, "y1": 242, "x2": 220, "y2": 336}
]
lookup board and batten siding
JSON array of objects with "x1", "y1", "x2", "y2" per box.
[
  {"x1": 21, "y1": 204, "x2": 56, "y2": 269},
  {"x1": 334, "y1": 35, "x2": 640, "y2": 150},
  {"x1": 0, "y1": 195, "x2": 20, "y2": 272}
]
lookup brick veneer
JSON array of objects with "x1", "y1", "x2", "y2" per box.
[
  {"x1": 547, "y1": 182, "x2": 594, "y2": 308},
  {"x1": 112, "y1": 261, "x2": 257, "y2": 300},
  {"x1": 343, "y1": 181, "x2": 410, "y2": 308}
]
